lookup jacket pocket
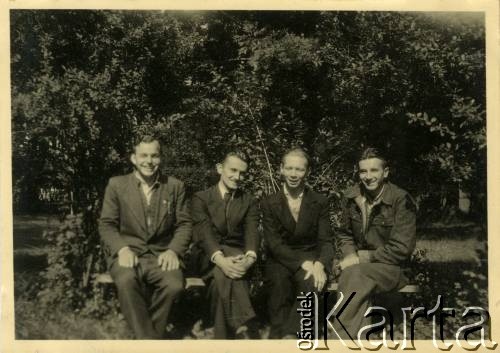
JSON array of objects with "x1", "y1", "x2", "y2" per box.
[
  {"x1": 371, "y1": 215, "x2": 394, "y2": 227},
  {"x1": 349, "y1": 212, "x2": 363, "y2": 236}
]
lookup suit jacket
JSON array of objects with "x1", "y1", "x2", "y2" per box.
[
  {"x1": 191, "y1": 185, "x2": 260, "y2": 263},
  {"x1": 98, "y1": 172, "x2": 192, "y2": 267},
  {"x1": 262, "y1": 187, "x2": 334, "y2": 272},
  {"x1": 336, "y1": 182, "x2": 416, "y2": 266}
]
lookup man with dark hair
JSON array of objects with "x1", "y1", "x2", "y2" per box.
[
  {"x1": 191, "y1": 150, "x2": 260, "y2": 339},
  {"x1": 98, "y1": 135, "x2": 192, "y2": 339},
  {"x1": 335, "y1": 146, "x2": 416, "y2": 339},
  {"x1": 358, "y1": 146, "x2": 388, "y2": 168},
  {"x1": 262, "y1": 147, "x2": 334, "y2": 339}
]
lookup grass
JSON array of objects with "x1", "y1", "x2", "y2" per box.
[
  {"x1": 15, "y1": 298, "x2": 133, "y2": 339},
  {"x1": 13, "y1": 214, "x2": 59, "y2": 250},
  {"x1": 416, "y1": 237, "x2": 484, "y2": 263}
]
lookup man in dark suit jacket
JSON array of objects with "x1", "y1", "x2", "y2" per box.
[
  {"x1": 191, "y1": 151, "x2": 260, "y2": 339},
  {"x1": 335, "y1": 147, "x2": 416, "y2": 340},
  {"x1": 98, "y1": 135, "x2": 192, "y2": 339},
  {"x1": 262, "y1": 148, "x2": 334, "y2": 339}
]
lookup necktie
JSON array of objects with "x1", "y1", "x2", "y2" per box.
[
  {"x1": 224, "y1": 192, "x2": 232, "y2": 215},
  {"x1": 224, "y1": 192, "x2": 232, "y2": 234}
]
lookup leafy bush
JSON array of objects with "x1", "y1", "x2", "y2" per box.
[
  {"x1": 12, "y1": 11, "x2": 486, "y2": 220},
  {"x1": 37, "y1": 206, "x2": 119, "y2": 317}
]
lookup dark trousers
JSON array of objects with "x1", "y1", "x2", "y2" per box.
[
  {"x1": 334, "y1": 262, "x2": 405, "y2": 340},
  {"x1": 265, "y1": 260, "x2": 317, "y2": 338},
  {"x1": 109, "y1": 253, "x2": 184, "y2": 339},
  {"x1": 206, "y1": 246, "x2": 256, "y2": 339}
]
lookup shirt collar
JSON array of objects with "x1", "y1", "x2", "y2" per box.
[
  {"x1": 283, "y1": 183, "x2": 305, "y2": 199},
  {"x1": 365, "y1": 184, "x2": 385, "y2": 205},
  {"x1": 134, "y1": 170, "x2": 160, "y2": 188},
  {"x1": 345, "y1": 182, "x2": 394, "y2": 206},
  {"x1": 218, "y1": 180, "x2": 233, "y2": 200}
]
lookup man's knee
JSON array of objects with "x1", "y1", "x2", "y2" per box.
[
  {"x1": 338, "y1": 263, "x2": 376, "y2": 295},
  {"x1": 212, "y1": 268, "x2": 237, "y2": 301},
  {"x1": 265, "y1": 264, "x2": 290, "y2": 288},
  {"x1": 294, "y1": 269, "x2": 315, "y2": 292},
  {"x1": 158, "y1": 271, "x2": 184, "y2": 295},
  {"x1": 341, "y1": 262, "x2": 381, "y2": 280},
  {"x1": 267, "y1": 275, "x2": 289, "y2": 290},
  {"x1": 340, "y1": 263, "x2": 363, "y2": 278},
  {"x1": 111, "y1": 267, "x2": 139, "y2": 290},
  {"x1": 168, "y1": 277, "x2": 184, "y2": 295}
]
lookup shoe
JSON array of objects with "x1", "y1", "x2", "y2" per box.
[
  {"x1": 246, "y1": 322, "x2": 261, "y2": 339},
  {"x1": 235, "y1": 324, "x2": 261, "y2": 339},
  {"x1": 235, "y1": 325, "x2": 250, "y2": 339},
  {"x1": 236, "y1": 319, "x2": 261, "y2": 339}
]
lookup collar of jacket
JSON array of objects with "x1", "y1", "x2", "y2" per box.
[
  {"x1": 268, "y1": 185, "x2": 318, "y2": 206},
  {"x1": 267, "y1": 185, "x2": 320, "y2": 235},
  {"x1": 344, "y1": 182, "x2": 396, "y2": 206},
  {"x1": 209, "y1": 183, "x2": 244, "y2": 200},
  {"x1": 130, "y1": 171, "x2": 168, "y2": 186}
]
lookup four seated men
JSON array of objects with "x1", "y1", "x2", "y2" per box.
[{"x1": 99, "y1": 139, "x2": 416, "y2": 340}]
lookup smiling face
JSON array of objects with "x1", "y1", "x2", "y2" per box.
[
  {"x1": 358, "y1": 157, "x2": 389, "y2": 196},
  {"x1": 280, "y1": 154, "x2": 309, "y2": 191},
  {"x1": 217, "y1": 155, "x2": 248, "y2": 191},
  {"x1": 130, "y1": 141, "x2": 161, "y2": 182}
]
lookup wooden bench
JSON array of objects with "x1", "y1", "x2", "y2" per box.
[
  {"x1": 95, "y1": 273, "x2": 206, "y2": 289},
  {"x1": 95, "y1": 249, "x2": 422, "y2": 292},
  {"x1": 95, "y1": 273, "x2": 420, "y2": 293},
  {"x1": 327, "y1": 282, "x2": 419, "y2": 293}
]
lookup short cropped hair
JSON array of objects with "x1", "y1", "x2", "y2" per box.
[
  {"x1": 281, "y1": 147, "x2": 311, "y2": 168},
  {"x1": 132, "y1": 135, "x2": 161, "y2": 153},
  {"x1": 358, "y1": 147, "x2": 388, "y2": 168},
  {"x1": 222, "y1": 150, "x2": 250, "y2": 165}
]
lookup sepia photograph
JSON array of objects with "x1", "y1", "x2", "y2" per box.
[{"x1": 2, "y1": 1, "x2": 499, "y2": 352}]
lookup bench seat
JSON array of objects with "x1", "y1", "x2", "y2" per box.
[
  {"x1": 95, "y1": 273, "x2": 419, "y2": 293},
  {"x1": 95, "y1": 273, "x2": 206, "y2": 289}
]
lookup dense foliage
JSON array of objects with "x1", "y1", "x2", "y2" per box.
[{"x1": 11, "y1": 10, "x2": 485, "y2": 215}]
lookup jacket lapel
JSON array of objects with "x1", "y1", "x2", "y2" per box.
[
  {"x1": 271, "y1": 192, "x2": 296, "y2": 235},
  {"x1": 226, "y1": 190, "x2": 246, "y2": 233},
  {"x1": 207, "y1": 185, "x2": 228, "y2": 235},
  {"x1": 153, "y1": 176, "x2": 172, "y2": 235},
  {"x1": 124, "y1": 173, "x2": 147, "y2": 235},
  {"x1": 294, "y1": 188, "x2": 317, "y2": 236}
]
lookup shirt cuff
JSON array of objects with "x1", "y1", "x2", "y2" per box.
[
  {"x1": 245, "y1": 250, "x2": 257, "y2": 259},
  {"x1": 210, "y1": 250, "x2": 223, "y2": 263}
]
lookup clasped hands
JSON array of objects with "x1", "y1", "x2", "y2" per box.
[
  {"x1": 214, "y1": 253, "x2": 255, "y2": 279},
  {"x1": 118, "y1": 247, "x2": 180, "y2": 271},
  {"x1": 301, "y1": 260, "x2": 327, "y2": 292}
]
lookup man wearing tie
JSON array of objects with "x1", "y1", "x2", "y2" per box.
[
  {"x1": 262, "y1": 148, "x2": 334, "y2": 339},
  {"x1": 98, "y1": 135, "x2": 192, "y2": 339},
  {"x1": 191, "y1": 151, "x2": 260, "y2": 339}
]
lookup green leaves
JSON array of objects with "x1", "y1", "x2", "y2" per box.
[{"x1": 12, "y1": 10, "x2": 485, "y2": 217}]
